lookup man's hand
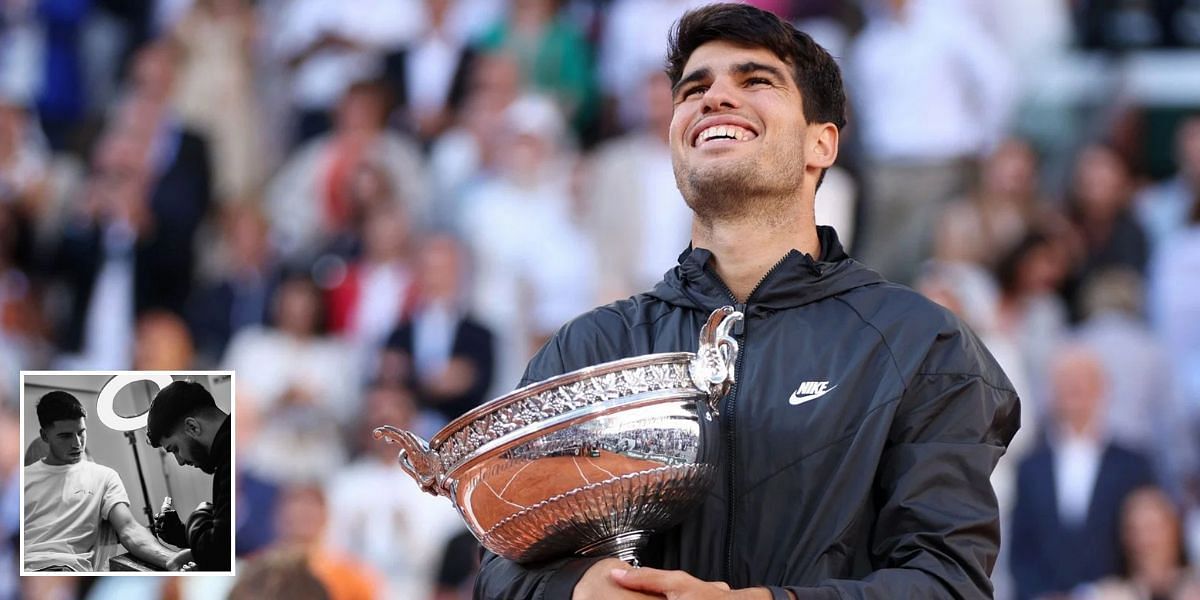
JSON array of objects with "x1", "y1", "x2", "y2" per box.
[
  {"x1": 611, "y1": 567, "x2": 775, "y2": 600},
  {"x1": 166, "y1": 549, "x2": 194, "y2": 571},
  {"x1": 573, "y1": 558, "x2": 663, "y2": 599},
  {"x1": 154, "y1": 509, "x2": 187, "y2": 547}
]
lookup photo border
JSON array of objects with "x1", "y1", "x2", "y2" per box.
[{"x1": 18, "y1": 370, "x2": 237, "y2": 577}]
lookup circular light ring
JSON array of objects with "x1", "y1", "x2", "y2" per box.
[{"x1": 96, "y1": 373, "x2": 176, "y2": 432}]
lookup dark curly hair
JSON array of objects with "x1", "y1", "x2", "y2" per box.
[
  {"x1": 665, "y1": 3, "x2": 847, "y2": 131},
  {"x1": 36, "y1": 391, "x2": 86, "y2": 429}
]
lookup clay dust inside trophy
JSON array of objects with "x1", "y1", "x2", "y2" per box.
[{"x1": 375, "y1": 307, "x2": 742, "y2": 565}]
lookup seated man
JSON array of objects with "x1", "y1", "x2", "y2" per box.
[
  {"x1": 148, "y1": 380, "x2": 231, "y2": 571},
  {"x1": 23, "y1": 391, "x2": 192, "y2": 572}
]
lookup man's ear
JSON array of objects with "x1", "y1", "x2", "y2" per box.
[
  {"x1": 39, "y1": 428, "x2": 47, "y2": 443},
  {"x1": 183, "y1": 416, "x2": 203, "y2": 439},
  {"x1": 807, "y1": 122, "x2": 839, "y2": 170}
]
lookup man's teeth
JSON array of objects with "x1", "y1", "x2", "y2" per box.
[{"x1": 698, "y1": 125, "x2": 756, "y2": 145}]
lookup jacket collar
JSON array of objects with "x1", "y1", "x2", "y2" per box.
[{"x1": 648, "y1": 226, "x2": 884, "y2": 314}]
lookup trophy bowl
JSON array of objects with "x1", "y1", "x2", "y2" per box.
[{"x1": 374, "y1": 307, "x2": 742, "y2": 564}]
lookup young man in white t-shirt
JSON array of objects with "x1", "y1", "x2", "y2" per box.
[{"x1": 23, "y1": 391, "x2": 193, "y2": 572}]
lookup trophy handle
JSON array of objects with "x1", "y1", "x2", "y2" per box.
[
  {"x1": 689, "y1": 306, "x2": 743, "y2": 420},
  {"x1": 374, "y1": 426, "x2": 445, "y2": 496}
]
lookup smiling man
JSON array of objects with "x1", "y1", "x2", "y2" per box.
[
  {"x1": 23, "y1": 391, "x2": 192, "y2": 572},
  {"x1": 146, "y1": 380, "x2": 231, "y2": 571},
  {"x1": 475, "y1": 4, "x2": 1020, "y2": 600}
]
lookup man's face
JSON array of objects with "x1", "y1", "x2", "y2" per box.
[
  {"x1": 161, "y1": 423, "x2": 214, "y2": 474},
  {"x1": 41, "y1": 418, "x2": 86, "y2": 465},
  {"x1": 669, "y1": 41, "x2": 811, "y2": 219}
]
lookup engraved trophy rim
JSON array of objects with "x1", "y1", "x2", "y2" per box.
[{"x1": 431, "y1": 351, "x2": 695, "y2": 449}]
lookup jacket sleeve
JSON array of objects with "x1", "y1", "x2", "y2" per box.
[
  {"x1": 475, "y1": 551, "x2": 604, "y2": 600},
  {"x1": 785, "y1": 354, "x2": 1020, "y2": 598},
  {"x1": 185, "y1": 461, "x2": 231, "y2": 571}
]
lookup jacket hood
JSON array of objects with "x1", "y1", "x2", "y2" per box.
[{"x1": 647, "y1": 226, "x2": 885, "y2": 314}]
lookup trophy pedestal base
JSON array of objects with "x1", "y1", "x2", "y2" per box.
[{"x1": 577, "y1": 530, "x2": 650, "y2": 567}]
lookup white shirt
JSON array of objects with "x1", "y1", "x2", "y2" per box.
[
  {"x1": 349, "y1": 261, "x2": 412, "y2": 349},
  {"x1": 1052, "y1": 432, "x2": 1103, "y2": 528},
  {"x1": 849, "y1": 0, "x2": 1016, "y2": 161},
  {"x1": 221, "y1": 326, "x2": 360, "y2": 424},
  {"x1": 273, "y1": 0, "x2": 422, "y2": 109},
  {"x1": 24, "y1": 460, "x2": 129, "y2": 572},
  {"x1": 461, "y1": 174, "x2": 597, "y2": 391},
  {"x1": 406, "y1": 33, "x2": 461, "y2": 119},
  {"x1": 325, "y1": 458, "x2": 464, "y2": 600},
  {"x1": 81, "y1": 223, "x2": 136, "y2": 370},
  {"x1": 412, "y1": 302, "x2": 457, "y2": 381}
]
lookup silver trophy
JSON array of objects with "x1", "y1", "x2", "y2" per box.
[{"x1": 375, "y1": 306, "x2": 742, "y2": 564}]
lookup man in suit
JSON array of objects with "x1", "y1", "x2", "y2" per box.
[
  {"x1": 48, "y1": 41, "x2": 212, "y2": 362},
  {"x1": 1010, "y1": 343, "x2": 1156, "y2": 600},
  {"x1": 383, "y1": 233, "x2": 494, "y2": 422}
]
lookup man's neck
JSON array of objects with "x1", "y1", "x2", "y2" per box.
[{"x1": 692, "y1": 208, "x2": 820, "y2": 303}]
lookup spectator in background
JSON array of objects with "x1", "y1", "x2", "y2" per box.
[
  {"x1": 0, "y1": 189, "x2": 49, "y2": 385},
  {"x1": 170, "y1": 0, "x2": 266, "y2": 204},
  {"x1": 229, "y1": 548, "x2": 331, "y2": 600},
  {"x1": 326, "y1": 380, "x2": 464, "y2": 599},
  {"x1": 381, "y1": 233, "x2": 494, "y2": 424},
  {"x1": 47, "y1": 122, "x2": 152, "y2": 368},
  {"x1": 186, "y1": 205, "x2": 279, "y2": 367},
  {"x1": 319, "y1": 159, "x2": 403, "y2": 261},
  {"x1": 34, "y1": 0, "x2": 93, "y2": 152},
  {"x1": 0, "y1": 0, "x2": 41, "y2": 108},
  {"x1": 1064, "y1": 143, "x2": 1151, "y2": 317},
  {"x1": 1147, "y1": 200, "x2": 1200, "y2": 495},
  {"x1": 1136, "y1": 114, "x2": 1200, "y2": 251},
  {"x1": 1010, "y1": 344, "x2": 1156, "y2": 600},
  {"x1": 458, "y1": 94, "x2": 597, "y2": 393},
  {"x1": 265, "y1": 80, "x2": 429, "y2": 264},
  {"x1": 273, "y1": 0, "x2": 422, "y2": 143},
  {"x1": 476, "y1": 0, "x2": 597, "y2": 135},
  {"x1": 427, "y1": 52, "x2": 522, "y2": 222},
  {"x1": 273, "y1": 483, "x2": 380, "y2": 600},
  {"x1": 1079, "y1": 486, "x2": 1200, "y2": 599},
  {"x1": 936, "y1": 138, "x2": 1050, "y2": 269},
  {"x1": 382, "y1": 0, "x2": 477, "y2": 144},
  {"x1": 46, "y1": 43, "x2": 213, "y2": 367},
  {"x1": 584, "y1": 70, "x2": 692, "y2": 302},
  {"x1": 223, "y1": 271, "x2": 357, "y2": 482},
  {"x1": 1075, "y1": 269, "x2": 1194, "y2": 498},
  {"x1": 132, "y1": 309, "x2": 195, "y2": 370},
  {"x1": 77, "y1": 40, "x2": 213, "y2": 316},
  {"x1": 995, "y1": 231, "x2": 1072, "y2": 412},
  {"x1": 326, "y1": 202, "x2": 418, "y2": 362},
  {"x1": 849, "y1": 0, "x2": 1016, "y2": 284},
  {"x1": 0, "y1": 96, "x2": 50, "y2": 272}
]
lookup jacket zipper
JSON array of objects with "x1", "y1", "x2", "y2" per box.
[{"x1": 705, "y1": 253, "x2": 792, "y2": 583}]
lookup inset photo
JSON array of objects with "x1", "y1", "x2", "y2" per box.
[{"x1": 19, "y1": 372, "x2": 234, "y2": 575}]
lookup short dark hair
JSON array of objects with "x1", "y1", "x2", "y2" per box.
[
  {"x1": 665, "y1": 3, "x2": 847, "y2": 131},
  {"x1": 37, "y1": 391, "x2": 86, "y2": 429},
  {"x1": 146, "y1": 380, "x2": 218, "y2": 447}
]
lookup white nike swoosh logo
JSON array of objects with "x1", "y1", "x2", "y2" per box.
[{"x1": 789, "y1": 385, "x2": 837, "y2": 406}]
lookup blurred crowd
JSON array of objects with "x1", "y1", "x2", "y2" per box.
[{"x1": 1, "y1": 0, "x2": 1199, "y2": 599}]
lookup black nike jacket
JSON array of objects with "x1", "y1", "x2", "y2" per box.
[{"x1": 475, "y1": 226, "x2": 1020, "y2": 599}]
